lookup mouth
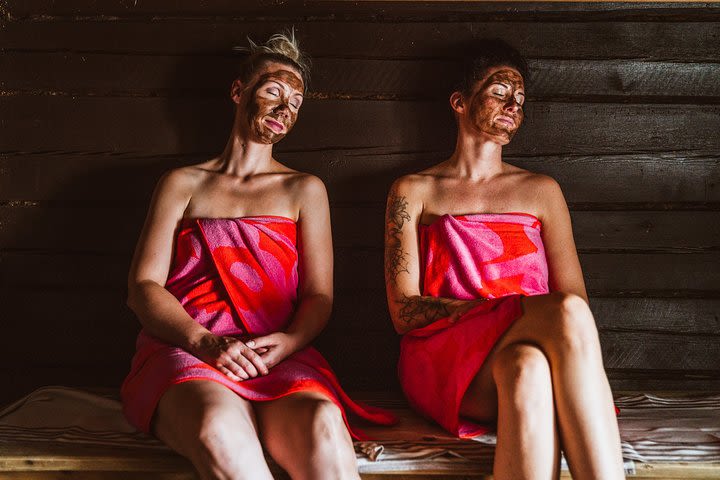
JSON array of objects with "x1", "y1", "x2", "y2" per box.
[
  {"x1": 495, "y1": 116, "x2": 515, "y2": 128},
  {"x1": 264, "y1": 118, "x2": 285, "y2": 134}
]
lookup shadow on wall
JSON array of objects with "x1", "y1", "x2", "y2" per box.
[{"x1": 0, "y1": 52, "x2": 237, "y2": 404}]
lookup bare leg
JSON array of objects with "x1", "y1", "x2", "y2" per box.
[
  {"x1": 255, "y1": 390, "x2": 360, "y2": 480},
  {"x1": 152, "y1": 380, "x2": 273, "y2": 480},
  {"x1": 461, "y1": 292, "x2": 624, "y2": 480},
  {"x1": 461, "y1": 343, "x2": 560, "y2": 479}
]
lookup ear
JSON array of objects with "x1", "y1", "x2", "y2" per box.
[
  {"x1": 230, "y1": 79, "x2": 244, "y2": 104},
  {"x1": 449, "y1": 91, "x2": 465, "y2": 115}
]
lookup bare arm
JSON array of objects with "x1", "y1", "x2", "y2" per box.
[
  {"x1": 253, "y1": 176, "x2": 333, "y2": 367},
  {"x1": 127, "y1": 169, "x2": 268, "y2": 380},
  {"x1": 127, "y1": 169, "x2": 210, "y2": 350},
  {"x1": 537, "y1": 177, "x2": 589, "y2": 303},
  {"x1": 384, "y1": 178, "x2": 482, "y2": 335}
]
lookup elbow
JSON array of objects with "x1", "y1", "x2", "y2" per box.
[
  {"x1": 393, "y1": 324, "x2": 408, "y2": 335},
  {"x1": 126, "y1": 285, "x2": 140, "y2": 313},
  {"x1": 126, "y1": 279, "x2": 155, "y2": 313}
]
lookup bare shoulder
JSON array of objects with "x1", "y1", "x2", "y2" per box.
[
  {"x1": 158, "y1": 164, "x2": 205, "y2": 194},
  {"x1": 389, "y1": 172, "x2": 433, "y2": 200},
  {"x1": 286, "y1": 173, "x2": 329, "y2": 214},
  {"x1": 520, "y1": 172, "x2": 567, "y2": 221},
  {"x1": 151, "y1": 166, "x2": 207, "y2": 211}
]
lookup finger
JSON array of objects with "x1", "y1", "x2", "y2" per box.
[
  {"x1": 218, "y1": 353, "x2": 249, "y2": 380},
  {"x1": 254, "y1": 347, "x2": 269, "y2": 354},
  {"x1": 248, "y1": 335, "x2": 275, "y2": 349},
  {"x1": 240, "y1": 345, "x2": 269, "y2": 376},
  {"x1": 217, "y1": 365, "x2": 243, "y2": 382},
  {"x1": 259, "y1": 349, "x2": 278, "y2": 369}
]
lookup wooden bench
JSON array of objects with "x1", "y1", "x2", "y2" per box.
[{"x1": 1, "y1": 389, "x2": 719, "y2": 479}]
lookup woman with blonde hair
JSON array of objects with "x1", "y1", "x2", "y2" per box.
[{"x1": 121, "y1": 32, "x2": 392, "y2": 480}]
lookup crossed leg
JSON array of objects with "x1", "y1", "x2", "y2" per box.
[{"x1": 460, "y1": 291, "x2": 625, "y2": 480}]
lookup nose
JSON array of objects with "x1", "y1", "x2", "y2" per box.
[
  {"x1": 504, "y1": 97, "x2": 520, "y2": 113},
  {"x1": 273, "y1": 102, "x2": 290, "y2": 118}
]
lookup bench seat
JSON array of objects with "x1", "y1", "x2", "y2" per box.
[{"x1": 1, "y1": 388, "x2": 718, "y2": 479}]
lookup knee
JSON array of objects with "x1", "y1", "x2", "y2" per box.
[
  {"x1": 300, "y1": 399, "x2": 347, "y2": 447},
  {"x1": 195, "y1": 410, "x2": 261, "y2": 472},
  {"x1": 492, "y1": 344, "x2": 552, "y2": 403},
  {"x1": 543, "y1": 292, "x2": 600, "y2": 355}
]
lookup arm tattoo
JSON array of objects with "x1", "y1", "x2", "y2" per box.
[
  {"x1": 396, "y1": 294, "x2": 452, "y2": 326},
  {"x1": 384, "y1": 194, "x2": 411, "y2": 284}
]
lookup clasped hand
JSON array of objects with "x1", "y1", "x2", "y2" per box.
[{"x1": 193, "y1": 332, "x2": 299, "y2": 382}]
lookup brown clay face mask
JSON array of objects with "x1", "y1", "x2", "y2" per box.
[
  {"x1": 468, "y1": 68, "x2": 525, "y2": 144},
  {"x1": 246, "y1": 69, "x2": 304, "y2": 144}
]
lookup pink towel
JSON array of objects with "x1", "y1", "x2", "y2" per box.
[
  {"x1": 122, "y1": 216, "x2": 395, "y2": 439},
  {"x1": 399, "y1": 213, "x2": 549, "y2": 437}
]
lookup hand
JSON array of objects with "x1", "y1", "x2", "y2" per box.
[
  {"x1": 448, "y1": 298, "x2": 487, "y2": 324},
  {"x1": 248, "y1": 332, "x2": 301, "y2": 369},
  {"x1": 192, "y1": 334, "x2": 269, "y2": 382}
]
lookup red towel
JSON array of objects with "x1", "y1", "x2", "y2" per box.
[
  {"x1": 122, "y1": 216, "x2": 394, "y2": 439},
  {"x1": 399, "y1": 213, "x2": 550, "y2": 438}
]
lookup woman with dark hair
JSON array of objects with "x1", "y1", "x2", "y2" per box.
[
  {"x1": 121, "y1": 32, "x2": 392, "y2": 480},
  {"x1": 384, "y1": 39, "x2": 625, "y2": 479}
]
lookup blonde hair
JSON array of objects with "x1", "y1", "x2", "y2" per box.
[{"x1": 233, "y1": 29, "x2": 311, "y2": 90}]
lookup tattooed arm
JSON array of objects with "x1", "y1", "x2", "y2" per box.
[{"x1": 384, "y1": 177, "x2": 483, "y2": 334}]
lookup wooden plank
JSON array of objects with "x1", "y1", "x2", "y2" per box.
[
  {"x1": 333, "y1": 294, "x2": 720, "y2": 336},
  {"x1": 4, "y1": 53, "x2": 720, "y2": 101},
  {"x1": 5, "y1": 0, "x2": 719, "y2": 19},
  {"x1": 2, "y1": 290, "x2": 718, "y2": 380},
  {"x1": 316, "y1": 328, "x2": 720, "y2": 373},
  {"x1": 608, "y1": 369, "x2": 720, "y2": 392},
  {"x1": 320, "y1": 150, "x2": 720, "y2": 205},
  {"x1": 1, "y1": 151, "x2": 718, "y2": 205},
  {"x1": 1, "y1": 248, "x2": 718, "y2": 293},
  {"x1": 2, "y1": 97, "x2": 719, "y2": 156},
  {"x1": 334, "y1": 249, "x2": 720, "y2": 293},
  {"x1": 1, "y1": 206, "x2": 717, "y2": 253},
  {"x1": 3, "y1": 21, "x2": 720, "y2": 62},
  {"x1": 330, "y1": 208, "x2": 720, "y2": 251}
]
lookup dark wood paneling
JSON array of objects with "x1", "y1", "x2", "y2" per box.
[
  {"x1": 3, "y1": 21, "x2": 720, "y2": 61},
  {"x1": 1, "y1": 206, "x2": 717, "y2": 253},
  {"x1": 4, "y1": 53, "x2": 720, "y2": 102},
  {"x1": 1, "y1": 248, "x2": 717, "y2": 293},
  {"x1": 6, "y1": 1, "x2": 719, "y2": 20},
  {"x1": 330, "y1": 208, "x2": 720, "y2": 251},
  {"x1": 333, "y1": 249, "x2": 720, "y2": 293},
  {"x1": 1, "y1": 2, "x2": 718, "y2": 398},
  {"x1": 3, "y1": 97, "x2": 720, "y2": 156},
  {"x1": 333, "y1": 294, "x2": 720, "y2": 335},
  {"x1": 1, "y1": 152, "x2": 718, "y2": 205}
]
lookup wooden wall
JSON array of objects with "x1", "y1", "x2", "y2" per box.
[{"x1": 1, "y1": 1, "x2": 719, "y2": 405}]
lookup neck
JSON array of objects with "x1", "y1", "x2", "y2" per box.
[
  {"x1": 216, "y1": 114, "x2": 275, "y2": 177},
  {"x1": 448, "y1": 126, "x2": 505, "y2": 180}
]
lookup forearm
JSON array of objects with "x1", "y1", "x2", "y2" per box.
[
  {"x1": 127, "y1": 281, "x2": 213, "y2": 353},
  {"x1": 284, "y1": 293, "x2": 332, "y2": 351},
  {"x1": 390, "y1": 294, "x2": 477, "y2": 335}
]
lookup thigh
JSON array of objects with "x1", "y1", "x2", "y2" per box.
[
  {"x1": 152, "y1": 380, "x2": 260, "y2": 457},
  {"x1": 459, "y1": 294, "x2": 561, "y2": 421}
]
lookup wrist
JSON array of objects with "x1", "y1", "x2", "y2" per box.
[
  {"x1": 187, "y1": 330, "x2": 216, "y2": 355},
  {"x1": 283, "y1": 330, "x2": 305, "y2": 354}
]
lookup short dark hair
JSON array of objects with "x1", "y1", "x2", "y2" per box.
[
  {"x1": 234, "y1": 31, "x2": 311, "y2": 92},
  {"x1": 456, "y1": 38, "x2": 528, "y2": 96}
]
